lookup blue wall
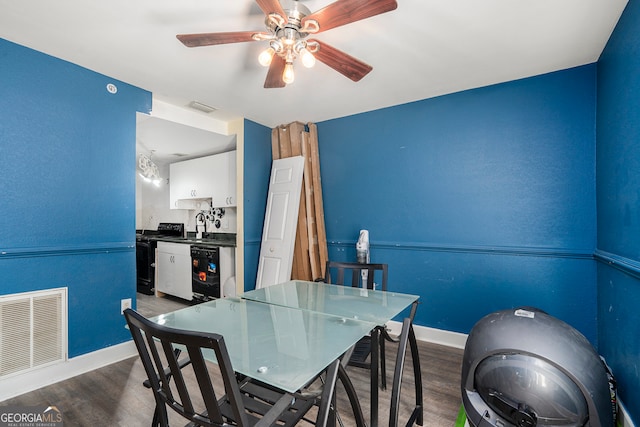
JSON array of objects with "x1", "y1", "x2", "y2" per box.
[
  {"x1": 241, "y1": 66, "x2": 599, "y2": 341},
  {"x1": 596, "y1": 0, "x2": 640, "y2": 419},
  {"x1": 316, "y1": 65, "x2": 598, "y2": 342},
  {"x1": 237, "y1": 11, "x2": 639, "y2": 420},
  {"x1": 243, "y1": 119, "x2": 273, "y2": 291},
  {"x1": 0, "y1": 38, "x2": 151, "y2": 357}
]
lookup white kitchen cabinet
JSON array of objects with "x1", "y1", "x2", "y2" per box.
[
  {"x1": 169, "y1": 150, "x2": 237, "y2": 209},
  {"x1": 210, "y1": 150, "x2": 237, "y2": 207},
  {"x1": 169, "y1": 156, "x2": 212, "y2": 210},
  {"x1": 155, "y1": 241, "x2": 192, "y2": 301}
]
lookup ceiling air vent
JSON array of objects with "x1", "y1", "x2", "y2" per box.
[{"x1": 188, "y1": 101, "x2": 217, "y2": 114}]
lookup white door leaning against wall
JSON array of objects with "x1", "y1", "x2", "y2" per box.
[{"x1": 255, "y1": 156, "x2": 305, "y2": 289}]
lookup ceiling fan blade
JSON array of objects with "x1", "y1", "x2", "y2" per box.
[
  {"x1": 177, "y1": 31, "x2": 266, "y2": 47},
  {"x1": 309, "y1": 39, "x2": 372, "y2": 82},
  {"x1": 255, "y1": 0, "x2": 288, "y2": 23},
  {"x1": 301, "y1": 0, "x2": 397, "y2": 33},
  {"x1": 264, "y1": 56, "x2": 287, "y2": 88}
]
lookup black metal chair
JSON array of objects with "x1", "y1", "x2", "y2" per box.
[
  {"x1": 324, "y1": 261, "x2": 389, "y2": 291},
  {"x1": 141, "y1": 347, "x2": 192, "y2": 426},
  {"x1": 124, "y1": 308, "x2": 324, "y2": 427},
  {"x1": 324, "y1": 261, "x2": 394, "y2": 389},
  {"x1": 389, "y1": 318, "x2": 423, "y2": 427}
]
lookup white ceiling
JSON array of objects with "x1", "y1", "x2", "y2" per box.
[
  {"x1": 0, "y1": 0, "x2": 627, "y2": 129},
  {"x1": 136, "y1": 114, "x2": 237, "y2": 164}
]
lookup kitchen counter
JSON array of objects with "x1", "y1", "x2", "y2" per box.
[
  {"x1": 155, "y1": 236, "x2": 236, "y2": 247},
  {"x1": 137, "y1": 232, "x2": 236, "y2": 248}
]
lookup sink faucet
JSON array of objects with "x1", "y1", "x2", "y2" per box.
[{"x1": 195, "y1": 211, "x2": 207, "y2": 235}]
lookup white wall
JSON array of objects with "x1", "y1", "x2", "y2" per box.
[{"x1": 136, "y1": 162, "x2": 190, "y2": 231}]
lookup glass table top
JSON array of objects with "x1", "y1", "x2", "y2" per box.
[
  {"x1": 148, "y1": 297, "x2": 376, "y2": 393},
  {"x1": 242, "y1": 280, "x2": 419, "y2": 325}
]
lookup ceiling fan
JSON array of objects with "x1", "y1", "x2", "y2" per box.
[{"x1": 176, "y1": 0, "x2": 398, "y2": 88}]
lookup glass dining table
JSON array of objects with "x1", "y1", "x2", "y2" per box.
[
  {"x1": 147, "y1": 296, "x2": 377, "y2": 395},
  {"x1": 242, "y1": 280, "x2": 419, "y2": 325},
  {"x1": 242, "y1": 280, "x2": 421, "y2": 427}
]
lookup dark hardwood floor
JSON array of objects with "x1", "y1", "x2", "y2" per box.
[{"x1": 1, "y1": 293, "x2": 464, "y2": 426}]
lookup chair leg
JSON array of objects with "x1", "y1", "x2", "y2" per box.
[
  {"x1": 408, "y1": 324, "x2": 424, "y2": 426},
  {"x1": 379, "y1": 329, "x2": 387, "y2": 390},
  {"x1": 370, "y1": 327, "x2": 380, "y2": 427},
  {"x1": 316, "y1": 359, "x2": 341, "y2": 427},
  {"x1": 337, "y1": 363, "x2": 367, "y2": 427},
  {"x1": 390, "y1": 319, "x2": 425, "y2": 427},
  {"x1": 145, "y1": 348, "x2": 183, "y2": 427},
  {"x1": 152, "y1": 398, "x2": 169, "y2": 427}
]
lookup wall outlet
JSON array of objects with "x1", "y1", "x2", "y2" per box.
[{"x1": 121, "y1": 298, "x2": 132, "y2": 314}]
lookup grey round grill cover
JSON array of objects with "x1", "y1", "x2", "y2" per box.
[
  {"x1": 461, "y1": 308, "x2": 614, "y2": 427},
  {"x1": 475, "y1": 354, "x2": 588, "y2": 425}
]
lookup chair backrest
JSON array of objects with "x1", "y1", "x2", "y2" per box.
[
  {"x1": 124, "y1": 308, "x2": 250, "y2": 427},
  {"x1": 324, "y1": 261, "x2": 388, "y2": 291}
]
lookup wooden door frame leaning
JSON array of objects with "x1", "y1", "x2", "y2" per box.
[{"x1": 272, "y1": 121, "x2": 328, "y2": 281}]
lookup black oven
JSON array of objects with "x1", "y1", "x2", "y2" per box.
[
  {"x1": 191, "y1": 246, "x2": 221, "y2": 301},
  {"x1": 136, "y1": 223, "x2": 184, "y2": 295},
  {"x1": 135, "y1": 238, "x2": 156, "y2": 295}
]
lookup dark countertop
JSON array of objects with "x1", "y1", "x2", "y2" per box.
[
  {"x1": 136, "y1": 231, "x2": 236, "y2": 248},
  {"x1": 154, "y1": 236, "x2": 236, "y2": 248}
]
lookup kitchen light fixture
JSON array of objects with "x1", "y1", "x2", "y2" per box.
[
  {"x1": 138, "y1": 152, "x2": 162, "y2": 187},
  {"x1": 254, "y1": 2, "x2": 320, "y2": 85}
]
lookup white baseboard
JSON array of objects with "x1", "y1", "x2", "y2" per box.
[
  {"x1": 0, "y1": 341, "x2": 137, "y2": 402},
  {"x1": 387, "y1": 320, "x2": 468, "y2": 349}
]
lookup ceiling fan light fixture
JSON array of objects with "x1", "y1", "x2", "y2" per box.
[
  {"x1": 258, "y1": 47, "x2": 275, "y2": 66},
  {"x1": 282, "y1": 27, "x2": 297, "y2": 46},
  {"x1": 177, "y1": 0, "x2": 398, "y2": 88},
  {"x1": 300, "y1": 49, "x2": 315, "y2": 68},
  {"x1": 282, "y1": 61, "x2": 295, "y2": 84}
]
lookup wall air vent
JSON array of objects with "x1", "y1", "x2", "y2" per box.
[{"x1": 0, "y1": 288, "x2": 67, "y2": 379}]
